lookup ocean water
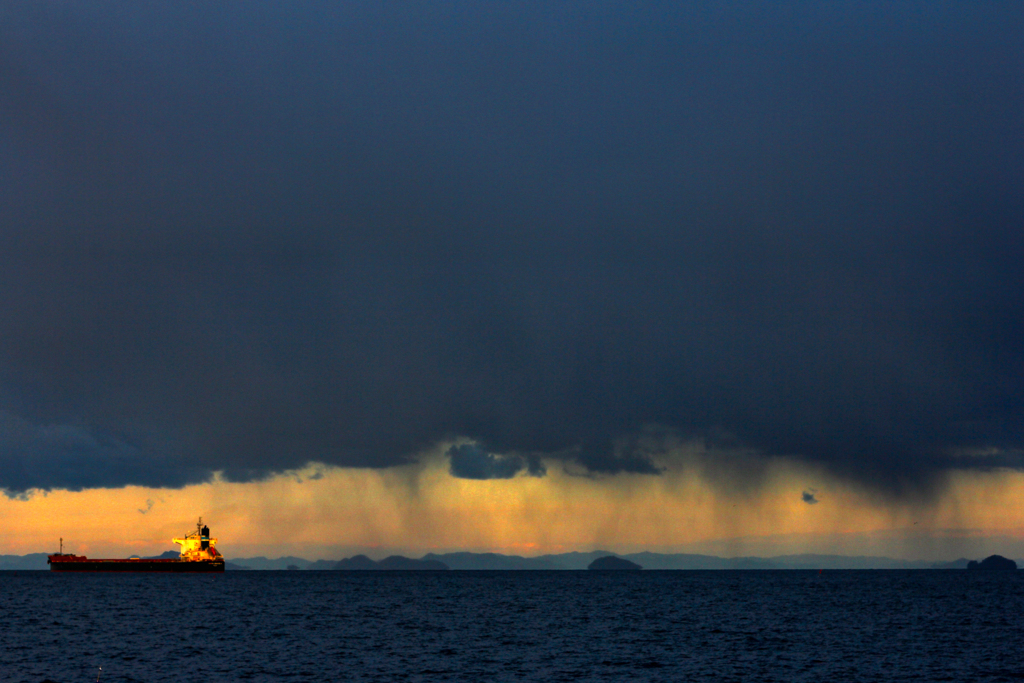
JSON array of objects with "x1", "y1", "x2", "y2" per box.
[{"x1": 2, "y1": 570, "x2": 1022, "y2": 682}]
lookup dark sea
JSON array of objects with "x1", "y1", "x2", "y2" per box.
[{"x1": 2, "y1": 570, "x2": 1022, "y2": 682}]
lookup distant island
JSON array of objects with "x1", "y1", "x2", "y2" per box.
[
  {"x1": 210, "y1": 550, "x2": 1024, "y2": 571},
  {"x1": 588, "y1": 556, "x2": 642, "y2": 570},
  {"x1": 4, "y1": 550, "x2": 1022, "y2": 571},
  {"x1": 335, "y1": 554, "x2": 449, "y2": 570},
  {"x1": 967, "y1": 555, "x2": 1017, "y2": 570}
]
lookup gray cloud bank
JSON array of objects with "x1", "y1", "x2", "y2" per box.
[
  {"x1": 0, "y1": 2, "x2": 1022, "y2": 495},
  {"x1": 448, "y1": 444, "x2": 545, "y2": 480}
]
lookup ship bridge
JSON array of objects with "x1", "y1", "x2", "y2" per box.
[{"x1": 173, "y1": 518, "x2": 220, "y2": 562}]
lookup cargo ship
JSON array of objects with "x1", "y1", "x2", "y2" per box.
[{"x1": 48, "y1": 519, "x2": 225, "y2": 572}]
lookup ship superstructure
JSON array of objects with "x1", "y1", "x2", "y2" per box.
[
  {"x1": 174, "y1": 519, "x2": 221, "y2": 562},
  {"x1": 48, "y1": 518, "x2": 225, "y2": 572}
]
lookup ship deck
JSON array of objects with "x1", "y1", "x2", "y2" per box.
[{"x1": 48, "y1": 556, "x2": 224, "y2": 572}]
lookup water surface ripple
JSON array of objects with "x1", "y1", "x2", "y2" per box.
[{"x1": 2, "y1": 570, "x2": 1022, "y2": 682}]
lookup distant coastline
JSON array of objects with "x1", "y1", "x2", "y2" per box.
[{"x1": 4, "y1": 550, "x2": 1020, "y2": 571}]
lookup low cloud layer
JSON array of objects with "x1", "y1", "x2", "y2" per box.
[
  {"x1": 1, "y1": 2, "x2": 1022, "y2": 496},
  {"x1": 448, "y1": 444, "x2": 545, "y2": 480}
]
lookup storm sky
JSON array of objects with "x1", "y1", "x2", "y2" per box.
[{"x1": 1, "y1": 1, "x2": 1022, "y2": 501}]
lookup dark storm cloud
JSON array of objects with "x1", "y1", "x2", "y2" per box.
[
  {"x1": 0, "y1": 412, "x2": 207, "y2": 495},
  {"x1": 1, "y1": 1, "x2": 1022, "y2": 494},
  {"x1": 448, "y1": 444, "x2": 545, "y2": 480}
]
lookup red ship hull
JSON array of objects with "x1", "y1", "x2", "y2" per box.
[{"x1": 48, "y1": 555, "x2": 224, "y2": 572}]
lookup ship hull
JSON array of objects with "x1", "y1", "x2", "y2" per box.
[{"x1": 49, "y1": 558, "x2": 224, "y2": 572}]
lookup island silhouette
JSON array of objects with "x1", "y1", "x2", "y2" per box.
[
  {"x1": 966, "y1": 555, "x2": 1017, "y2": 570},
  {"x1": 588, "y1": 556, "x2": 643, "y2": 570}
]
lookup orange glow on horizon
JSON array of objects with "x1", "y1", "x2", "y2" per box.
[{"x1": 1, "y1": 442, "x2": 1022, "y2": 562}]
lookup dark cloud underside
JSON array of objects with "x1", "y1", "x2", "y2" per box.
[
  {"x1": 448, "y1": 444, "x2": 545, "y2": 480},
  {"x1": 0, "y1": 1, "x2": 1022, "y2": 494}
]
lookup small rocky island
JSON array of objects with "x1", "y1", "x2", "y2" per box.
[
  {"x1": 588, "y1": 556, "x2": 643, "y2": 570},
  {"x1": 334, "y1": 554, "x2": 450, "y2": 570},
  {"x1": 966, "y1": 555, "x2": 1017, "y2": 570}
]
